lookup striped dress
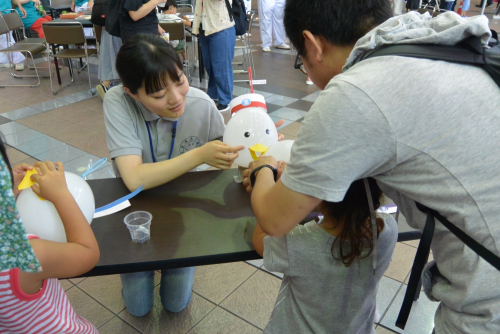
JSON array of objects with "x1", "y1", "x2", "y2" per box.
[{"x1": 0, "y1": 237, "x2": 97, "y2": 334}]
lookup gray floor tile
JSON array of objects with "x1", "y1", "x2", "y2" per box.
[
  {"x1": 0, "y1": 115, "x2": 11, "y2": 125},
  {"x1": 265, "y1": 103, "x2": 284, "y2": 114},
  {"x1": 376, "y1": 276, "x2": 404, "y2": 323},
  {"x1": 2, "y1": 106, "x2": 44, "y2": 121},
  {"x1": 35, "y1": 144, "x2": 88, "y2": 163},
  {"x1": 376, "y1": 325, "x2": 399, "y2": 334},
  {"x1": 269, "y1": 107, "x2": 307, "y2": 122},
  {"x1": 246, "y1": 259, "x2": 264, "y2": 268},
  {"x1": 380, "y1": 284, "x2": 438, "y2": 334},
  {"x1": 118, "y1": 290, "x2": 216, "y2": 334},
  {"x1": 30, "y1": 98, "x2": 70, "y2": 112},
  {"x1": 4, "y1": 129, "x2": 45, "y2": 147},
  {"x1": 78, "y1": 274, "x2": 126, "y2": 314},
  {"x1": 0, "y1": 122, "x2": 29, "y2": 136},
  {"x1": 260, "y1": 265, "x2": 284, "y2": 279},
  {"x1": 98, "y1": 317, "x2": 141, "y2": 334},
  {"x1": 57, "y1": 90, "x2": 95, "y2": 103},
  {"x1": 62, "y1": 154, "x2": 107, "y2": 176},
  {"x1": 16, "y1": 136, "x2": 65, "y2": 156},
  {"x1": 66, "y1": 286, "x2": 115, "y2": 328},
  {"x1": 285, "y1": 99, "x2": 314, "y2": 112},
  {"x1": 265, "y1": 95, "x2": 298, "y2": 107},
  {"x1": 301, "y1": 91, "x2": 321, "y2": 102},
  {"x1": 187, "y1": 307, "x2": 262, "y2": 334},
  {"x1": 270, "y1": 117, "x2": 293, "y2": 130}
]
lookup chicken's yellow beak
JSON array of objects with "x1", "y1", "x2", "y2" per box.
[{"x1": 249, "y1": 143, "x2": 269, "y2": 160}]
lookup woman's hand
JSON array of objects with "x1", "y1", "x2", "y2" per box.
[
  {"x1": 30, "y1": 161, "x2": 70, "y2": 204},
  {"x1": 198, "y1": 141, "x2": 244, "y2": 170},
  {"x1": 242, "y1": 159, "x2": 286, "y2": 193},
  {"x1": 18, "y1": 5, "x2": 27, "y2": 18},
  {"x1": 12, "y1": 163, "x2": 34, "y2": 197}
]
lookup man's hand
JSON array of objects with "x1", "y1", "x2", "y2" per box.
[
  {"x1": 274, "y1": 120, "x2": 285, "y2": 141},
  {"x1": 199, "y1": 140, "x2": 244, "y2": 170},
  {"x1": 241, "y1": 156, "x2": 280, "y2": 193},
  {"x1": 18, "y1": 5, "x2": 27, "y2": 18},
  {"x1": 12, "y1": 163, "x2": 34, "y2": 197},
  {"x1": 71, "y1": 0, "x2": 75, "y2": 11},
  {"x1": 158, "y1": 24, "x2": 165, "y2": 35}
]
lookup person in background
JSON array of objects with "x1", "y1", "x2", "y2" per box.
[
  {"x1": 442, "y1": 0, "x2": 455, "y2": 11},
  {"x1": 192, "y1": 0, "x2": 235, "y2": 112},
  {"x1": 71, "y1": 0, "x2": 94, "y2": 36},
  {"x1": 117, "y1": 0, "x2": 165, "y2": 43},
  {"x1": 0, "y1": 0, "x2": 26, "y2": 70},
  {"x1": 96, "y1": 29, "x2": 123, "y2": 99},
  {"x1": 161, "y1": 0, "x2": 190, "y2": 65},
  {"x1": 14, "y1": 0, "x2": 52, "y2": 38},
  {"x1": 258, "y1": 0, "x2": 289, "y2": 52},
  {"x1": 254, "y1": 173, "x2": 397, "y2": 333},
  {"x1": 460, "y1": 0, "x2": 470, "y2": 17},
  {"x1": 493, "y1": 5, "x2": 500, "y2": 19}
]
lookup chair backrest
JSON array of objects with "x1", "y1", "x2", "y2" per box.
[
  {"x1": 2, "y1": 12, "x2": 24, "y2": 31},
  {"x1": 0, "y1": 14, "x2": 10, "y2": 36},
  {"x1": 159, "y1": 21, "x2": 184, "y2": 41},
  {"x1": 176, "y1": 4, "x2": 193, "y2": 13},
  {"x1": 50, "y1": 0, "x2": 73, "y2": 7},
  {"x1": 42, "y1": 22, "x2": 86, "y2": 45},
  {"x1": 94, "y1": 24, "x2": 102, "y2": 44}
]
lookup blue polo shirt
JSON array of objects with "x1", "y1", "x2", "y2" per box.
[
  {"x1": 0, "y1": 0, "x2": 12, "y2": 12},
  {"x1": 15, "y1": 1, "x2": 42, "y2": 29}
]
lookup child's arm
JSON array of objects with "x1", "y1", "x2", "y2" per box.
[
  {"x1": 252, "y1": 222, "x2": 267, "y2": 257},
  {"x1": 115, "y1": 140, "x2": 244, "y2": 191},
  {"x1": 182, "y1": 16, "x2": 191, "y2": 27},
  {"x1": 128, "y1": 0, "x2": 163, "y2": 21},
  {"x1": 19, "y1": 162, "x2": 100, "y2": 286}
]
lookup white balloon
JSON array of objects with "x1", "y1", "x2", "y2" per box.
[
  {"x1": 16, "y1": 172, "x2": 95, "y2": 243},
  {"x1": 263, "y1": 140, "x2": 295, "y2": 162},
  {"x1": 223, "y1": 108, "x2": 278, "y2": 167}
]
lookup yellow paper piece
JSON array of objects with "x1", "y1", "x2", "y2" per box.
[
  {"x1": 249, "y1": 143, "x2": 269, "y2": 161},
  {"x1": 18, "y1": 169, "x2": 38, "y2": 191}
]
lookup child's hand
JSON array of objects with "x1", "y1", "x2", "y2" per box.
[
  {"x1": 30, "y1": 161, "x2": 70, "y2": 203},
  {"x1": 199, "y1": 141, "x2": 244, "y2": 170},
  {"x1": 12, "y1": 163, "x2": 35, "y2": 197}
]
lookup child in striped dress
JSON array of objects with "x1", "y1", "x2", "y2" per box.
[{"x1": 0, "y1": 153, "x2": 100, "y2": 333}]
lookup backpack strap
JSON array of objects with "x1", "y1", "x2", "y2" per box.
[
  {"x1": 396, "y1": 203, "x2": 500, "y2": 329},
  {"x1": 224, "y1": 0, "x2": 234, "y2": 22}
]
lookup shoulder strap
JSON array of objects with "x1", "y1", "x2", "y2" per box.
[
  {"x1": 224, "y1": 0, "x2": 234, "y2": 22},
  {"x1": 396, "y1": 202, "x2": 500, "y2": 330}
]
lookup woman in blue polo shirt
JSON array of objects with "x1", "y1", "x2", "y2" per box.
[{"x1": 15, "y1": 0, "x2": 52, "y2": 38}]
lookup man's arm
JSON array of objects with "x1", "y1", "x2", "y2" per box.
[
  {"x1": 128, "y1": 0, "x2": 162, "y2": 21},
  {"x1": 249, "y1": 157, "x2": 321, "y2": 237}
]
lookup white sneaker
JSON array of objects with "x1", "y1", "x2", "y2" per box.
[
  {"x1": 15, "y1": 63, "x2": 24, "y2": 71},
  {"x1": 263, "y1": 46, "x2": 271, "y2": 52},
  {"x1": 276, "y1": 43, "x2": 290, "y2": 50},
  {"x1": 0, "y1": 63, "x2": 11, "y2": 68},
  {"x1": 493, "y1": 15, "x2": 500, "y2": 20},
  {"x1": 306, "y1": 79, "x2": 314, "y2": 85}
]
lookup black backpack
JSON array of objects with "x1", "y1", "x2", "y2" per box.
[
  {"x1": 91, "y1": 0, "x2": 107, "y2": 26},
  {"x1": 357, "y1": 34, "x2": 500, "y2": 87},
  {"x1": 406, "y1": 0, "x2": 421, "y2": 10},
  {"x1": 105, "y1": 0, "x2": 120, "y2": 37},
  {"x1": 224, "y1": 0, "x2": 248, "y2": 36},
  {"x1": 356, "y1": 33, "x2": 500, "y2": 330}
]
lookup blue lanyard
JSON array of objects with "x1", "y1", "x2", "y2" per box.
[{"x1": 145, "y1": 120, "x2": 177, "y2": 162}]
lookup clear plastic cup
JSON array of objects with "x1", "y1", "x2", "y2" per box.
[{"x1": 124, "y1": 211, "x2": 152, "y2": 243}]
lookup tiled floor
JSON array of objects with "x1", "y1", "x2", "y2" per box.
[{"x1": 1, "y1": 4, "x2": 497, "y2": 333}]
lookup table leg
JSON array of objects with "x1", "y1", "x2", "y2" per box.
[{"x1": 52, "y1": 45, "x2": 61, "y2": 85}]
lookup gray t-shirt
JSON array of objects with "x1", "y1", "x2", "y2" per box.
[
  {"x1": 103, "y1": 85, "x2": 225, "y2": 166},
  {"x1": 281, "y1": 56, "x2": 500, "y2": 333},
  {"x1": 263, "y1": 215, "x2": 398, "y2": 334}
]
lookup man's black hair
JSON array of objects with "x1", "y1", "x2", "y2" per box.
[
  {"x1": 116, "y1": 34, "x2": 183, "y2": 95},
  {"x1": 284, "y1": 0, "x2": 393, "y2": 56}
]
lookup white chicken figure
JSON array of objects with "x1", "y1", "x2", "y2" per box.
[{"x1": 223, "y1": 94, "x2": 278, "y2": 167}]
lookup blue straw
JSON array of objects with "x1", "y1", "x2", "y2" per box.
[{"x1": 82, "y1": 158, "x2": 108, "y2": 179}]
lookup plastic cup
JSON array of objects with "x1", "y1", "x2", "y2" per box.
[{"x1": 124, "y1": 211, "x2": 152, "y2": 243}]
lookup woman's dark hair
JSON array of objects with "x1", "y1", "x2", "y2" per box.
[
  {"x1": 284, "y1": 0, "x2": 393, "y2": 56},
  {"x1": 116, "y1": 34, "x2": 183, "y2": 95},
  {"x1": 322, "y1": 177, "x2": 384, "y2": 267}
]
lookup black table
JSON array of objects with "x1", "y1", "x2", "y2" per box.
[
  {"x1": 81, "y1": 170, "x2": 259, "y2": 277},
  {"x1": 46, "y1": 5, "x2": 71, "y2": 19}
]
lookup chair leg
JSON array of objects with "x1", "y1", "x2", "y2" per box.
[
  {"x1": 86, "y1": 55, "x2": 93, "y2": 95},
  {"x1": 0, "y1": 51, "x2": 41, "y2": 88}
]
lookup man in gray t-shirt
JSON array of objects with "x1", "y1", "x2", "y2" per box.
[{"x1": 243, "y1": 2, "x2": 500, "y2": 333}]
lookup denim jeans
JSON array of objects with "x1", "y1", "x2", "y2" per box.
[
  {"x1": 199, "y1": 26, "x2": 236, "y2": 106},
  {"x1": 120, "y1": 267, "x2": 195, "y2": 316}
]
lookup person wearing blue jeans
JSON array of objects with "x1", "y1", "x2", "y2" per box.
[
  {"x1": 120, "y1": 268, "x2": 195, "y2": 316},
  {"x1": 193, "y1": 0, "x2": 237, "y2": 112},
  {"x1": 199, "y1": 26, "x2": 236, "y2": 112}
]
